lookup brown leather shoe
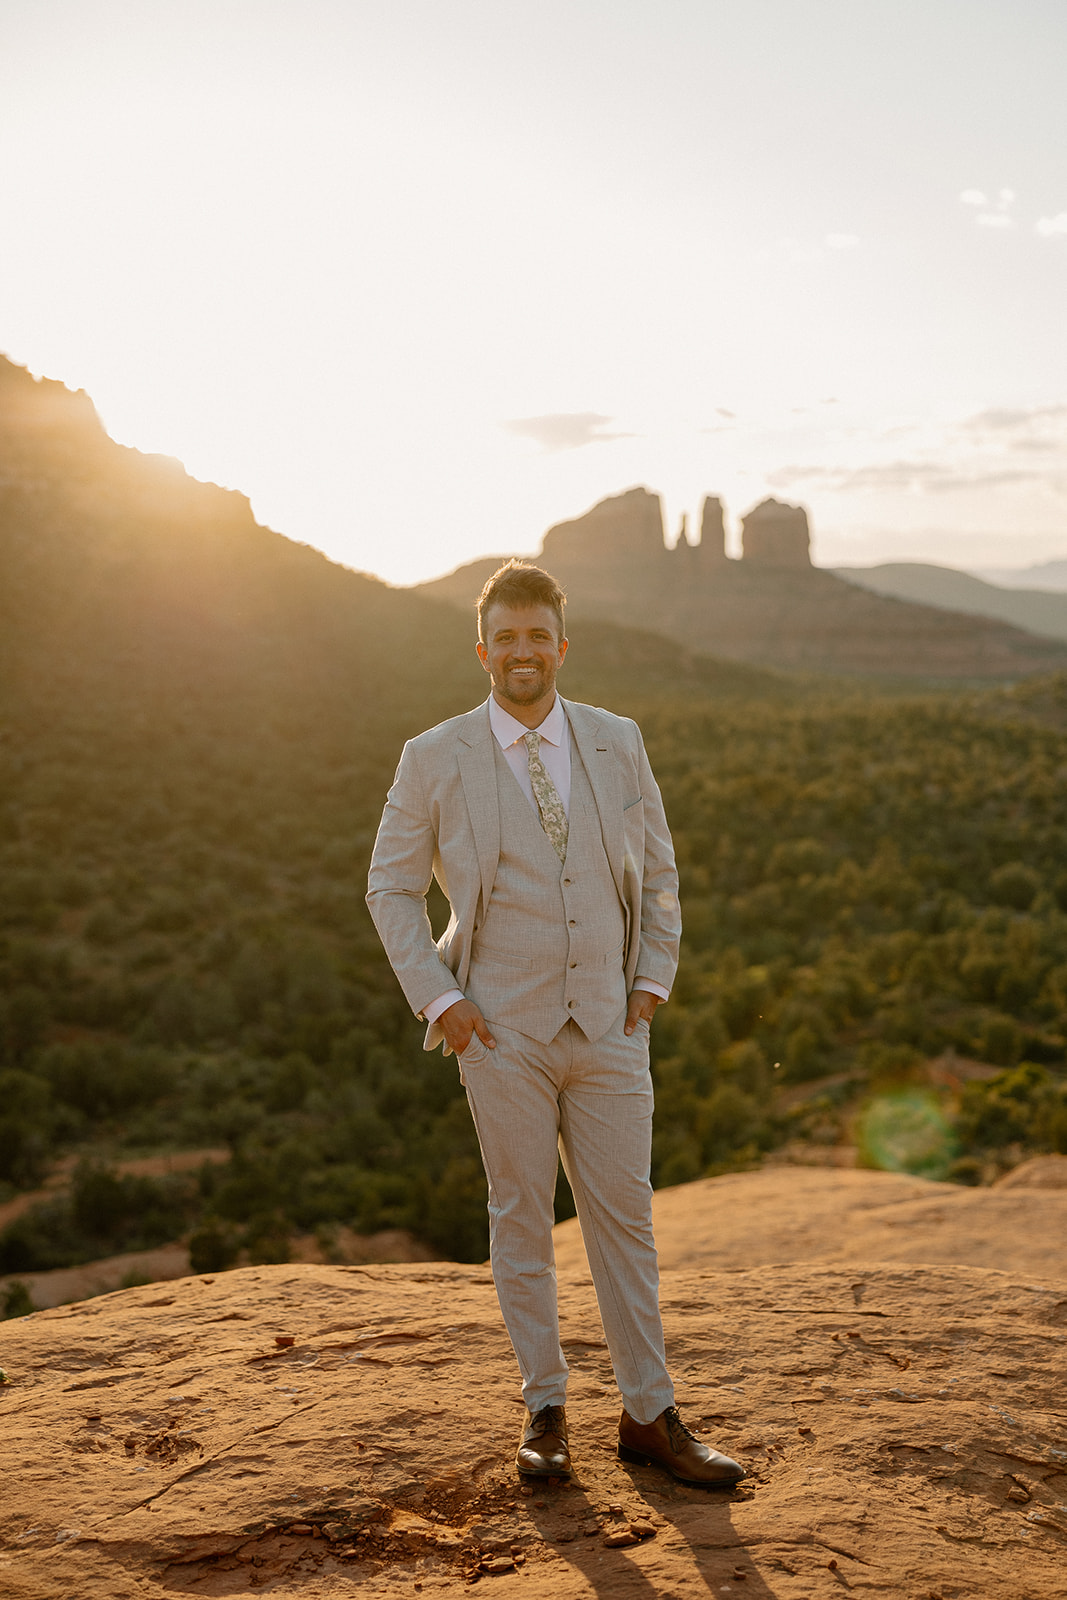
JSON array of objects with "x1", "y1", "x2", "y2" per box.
[
  {"x1": 619, "y1": 1406, "x2": 745, "y2": 1487},
  {"x1": 516, "y1": 1404, "x2": 571, "y2": 1477}
]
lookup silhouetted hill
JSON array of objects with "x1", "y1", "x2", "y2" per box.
[
  {"x1": 0, "y1": 361, "x2": 781, "y2": 724},
  {"x1": 976, "y1": 557, "x2": 1067, "y2": 591},
  {"x1": 0, "y1": 358, "x2": 481, "y2": 735},
  {"x1": 417, "y1": 487, "x2": 1067, "y2": 680},
  {"x1": 835, "y1": 561, "x2": 1067, "y2": 643}
]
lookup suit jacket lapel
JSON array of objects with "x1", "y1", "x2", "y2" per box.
[
  {"x1": 457, "y1": 701, "x2": 500, "y2": 911},
  {"x1": 564, "y1": 699, "x2": 625, "y2": 899}
]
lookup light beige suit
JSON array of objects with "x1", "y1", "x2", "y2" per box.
[
  {"x1": 367, "y1": 695, "x2": 681, "y2": 1421},
  {"x1": 367, "y1": 698, "x2": 680, "y2": 1041}
]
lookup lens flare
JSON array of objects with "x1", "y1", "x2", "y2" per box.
[{"x1": 858, "y1": 1089, "x2": 957, "y2": 1180}]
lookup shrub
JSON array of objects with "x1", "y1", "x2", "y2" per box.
[
  {"x1": 419, "y1": 1155, "x2": 488, "y2": 1263},
  {"x1": 783, "y1": 1023, "x2": 825, "y2": 1082},
  {"x1": 188, "y1": 1219, "x2": 241, "y2": 1274},
  {"x1": 1, "y1": 1280, "x2": 34, "y2": 1319},
  {"x1": 0, "y1": 986, "x2": 50, "y2": 1068},
  {"x1": 957, "y1": 1062, "x2": 1066, "y2": 1153},
  {"x1": 0, "y1": 1069, "x2": 56, "y2": 1185},
  {"x1": 0, "y1": 1162, "x2": 196, "y2": 1273},
  {"x1": 696, "y1": 1083, "x2": 765, "y2": 1165},
  {"x1": 979, "y1": 1015, "x2": 1024, "y2": 1068},
  {"x1": 40, "y1": 1040, "x2": 175, "y2": 1117},
  {"x1": 243, "y1": 1213, "x2": 291, "y2": 1265},
  {"x1": 988, "y1": 862, "x2": 1041, "y2": 911}
]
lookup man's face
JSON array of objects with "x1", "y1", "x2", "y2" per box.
[{"x1": 476, "y1": 602, "x2": 568, "y2": 715}]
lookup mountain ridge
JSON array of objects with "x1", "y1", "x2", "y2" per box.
[
  {"x1": 834, "y1": 560, "x2": 1067, "y2": 643},
  {"x1": 975, "y1": 556, "x2": 1067, "y2": 591},
  {"x1": 0, "y1": 357, "x2": 781, "y2": 715}
]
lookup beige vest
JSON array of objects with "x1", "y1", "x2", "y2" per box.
[{"x1": 465, "y1": 738, "x2": 627, "y2": 1044}]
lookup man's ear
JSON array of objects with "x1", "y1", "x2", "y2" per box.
[{"x1": 476, "y1": 640, "x2": 490, "y2": 670}]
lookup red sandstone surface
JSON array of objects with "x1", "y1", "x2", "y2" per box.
[{"x1": 1, "y1": 1162, "x2": 1065, "y2": 1598}]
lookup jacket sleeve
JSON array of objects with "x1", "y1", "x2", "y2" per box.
[
  {"x1": 633, "y1": 728, "x2": 682, "y2": 993},
  {"x1": 365, "y1": 741, "x2": 461, "y2": 1019}
]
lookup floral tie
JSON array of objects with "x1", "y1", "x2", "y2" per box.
[{"x1": 523, "y1": 731, "x2": 568, "y2": 861}]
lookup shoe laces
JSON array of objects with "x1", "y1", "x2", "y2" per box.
[
  {"x1": 663, "y1": 1406, "x2": 698, "y2": 1450},
  {"x1": 528, "y1": 1405, "x2": 566, "y2": 1438}
]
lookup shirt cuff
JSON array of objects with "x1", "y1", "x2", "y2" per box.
[
  {"x1": 423, "y1": 988, "x2": 465, "y2": 1024},
  {"x1": 632, "y1": 977, "x2": 670, "y2": 1002}
]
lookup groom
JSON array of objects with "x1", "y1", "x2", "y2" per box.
[{"x1": 366, "y1": 560, "x2": 744, "y2": 1487}]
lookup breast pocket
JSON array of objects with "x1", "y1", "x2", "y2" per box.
[{"x1": 622, "y1": 796, "x2": 645, "y2": 878}]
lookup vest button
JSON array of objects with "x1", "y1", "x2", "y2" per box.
[
  {"x1": 568, "y1": 919, "x2": 576, "y2": 927},
  {"x1": 569, "y1": 961, "x2": 577, "y2": 969},
  {"x1": 563, "y1": 878, "x2": 571, "y2": 884},
  {"x1": 567, "y1": 1000, "x2": 575, "y2": 1008}
]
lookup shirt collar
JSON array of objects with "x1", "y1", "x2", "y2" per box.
[{"x1": 488, "y1": 692, "x2": 567, "y2": 750}]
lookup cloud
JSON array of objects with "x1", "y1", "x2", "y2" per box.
[
  {"x1": 962, "y1": 404, "x2": 1067, "y2": 440},
  {"x1": 700, "y1": 407, "x2": 737, "y2": 433},
  {"x1": 766, "y1": 404, "x2": 1067, "y2": 506},
  {"x1": 768, "y1": 460, "x2": 1047, "y2": 495},
  {"x1": 825, "y1": 233, "x2": 860, "y2": 250},
  {"x1": 500, "y1": 412, "x2": 633, "y2": 452},
  {"x1": 1037, "y1": 213, "x2": 1067, "y2": 237},
  {"x1": 964, "y1": 407, "x2": 1036, "y2": 431},
  {"x1": 962, "y1": 186, "x2": 1015, "y2": 228}
]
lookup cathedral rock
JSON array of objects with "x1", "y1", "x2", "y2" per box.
[{"x1": 416, "y1": 486, "x2": 1065, "y2": 679}]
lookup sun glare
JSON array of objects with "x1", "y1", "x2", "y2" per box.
[{"x1": 1, "y1": 1, "x2": 1065, "y2": 582}]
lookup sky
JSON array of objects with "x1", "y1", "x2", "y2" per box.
[{"x1": 1, "y1": 0, "x2": 1065, "y2": 584}]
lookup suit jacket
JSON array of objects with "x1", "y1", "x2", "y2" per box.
[{"x1": 366, "y1": 696, "x2": 681, "y2": 1051}]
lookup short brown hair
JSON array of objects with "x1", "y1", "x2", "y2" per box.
[{"x1": 476, "y1": 560, "x2": 567, "y2": 642}]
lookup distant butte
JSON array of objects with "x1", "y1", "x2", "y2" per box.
[{"x1": 416, "y1": 487, "x2": 1067, "y2": 679}]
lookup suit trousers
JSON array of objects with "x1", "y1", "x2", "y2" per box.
[{"x1": 457, "y1": 1006, "x2": 675, "y2": 1425}]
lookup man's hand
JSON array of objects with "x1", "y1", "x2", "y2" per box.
[
  {"x1": 440, "y1": 998, "x2": 496, "y2": 1055},
  {"x1": 624, "y1": 989, "x2": 663, "y2": 1035}
]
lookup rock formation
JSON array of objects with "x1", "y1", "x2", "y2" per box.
[
  {"x1": 740, "y1": 497, "x2": 812, "y2": 567},
  {"x1": 699, "y1": 493, "x2": 729, "y2": 562},
  {"x1": 417, "y1": 487, "x2": 1067, "y2": 680},
  {"x1": 541, "y1": 486, "x2": 666, "y2": 567}
]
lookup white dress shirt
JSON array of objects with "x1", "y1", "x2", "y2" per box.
[
  {"x1": 489, "y1": 691, "x2": 572, "y2": 815},
  {"x1": 423, "y1": 694, "x2": 669, "y2": 1023}
]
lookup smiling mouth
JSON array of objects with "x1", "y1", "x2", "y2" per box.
[{"x1": 499, "y1": 664, "x2": 547, "y2": 699}]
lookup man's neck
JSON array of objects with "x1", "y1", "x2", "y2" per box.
[{"x1": 491, "y1": 688, "x2": 558, "y2": 730}]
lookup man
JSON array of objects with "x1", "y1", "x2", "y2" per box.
[{"x1": 367, "y1": 560, "x2": 744, "y2": 1488}]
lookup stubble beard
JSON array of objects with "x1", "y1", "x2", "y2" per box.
[{"x1": 497, "y1": 663, "x2": 553, "y2": 707}]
